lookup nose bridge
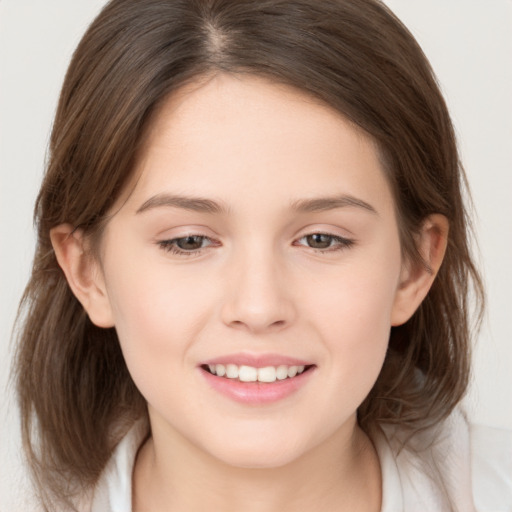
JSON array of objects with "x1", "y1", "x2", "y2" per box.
[{"x1": 221, "y1": 239, "x2": 295, "y2": 333}]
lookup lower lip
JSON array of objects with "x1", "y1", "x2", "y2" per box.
[{"x1": 199, "y1": 367, "x2": 315, "y2": 404}]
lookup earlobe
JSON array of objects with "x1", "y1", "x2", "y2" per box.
[
  {"x1": 391, "y1": 214, "x2": 449, "y2": 326},
  {"x1": 50, "y1": 224, "x2": 115, "y2": 328}
]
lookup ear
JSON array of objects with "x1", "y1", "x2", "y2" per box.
[
  {"x1": 391, "y1": 214, "x2": 449, "y2": 326},
  {"x1": 50, "y1": 224, "x2": 115, "y2": 328}
]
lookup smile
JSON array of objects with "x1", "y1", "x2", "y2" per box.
[
  {"x1": 199, "y1": 357, "x2": 316, "y2": 404},
  {"x1": 204, "y1": 364, "x2": 308, "y2": 383}
]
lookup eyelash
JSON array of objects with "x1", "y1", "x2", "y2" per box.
[
  {"x1": 157, "y1": 235, "x2": 217, "y2": 257},
  {"x1": 157, "y1": 233, "x2": 354, "y2": 257}
]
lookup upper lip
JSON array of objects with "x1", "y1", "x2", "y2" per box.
[{"x1": 200, "y1": 353, "x2": 313, "y2": 368}]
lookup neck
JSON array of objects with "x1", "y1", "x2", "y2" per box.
[{"x1": 133, "y1": 416, "x2": 382, "y2": 512}]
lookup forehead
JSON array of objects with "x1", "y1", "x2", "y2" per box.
[{"x1": 123, "y1": 73, "x2": 394, "y2": 216}]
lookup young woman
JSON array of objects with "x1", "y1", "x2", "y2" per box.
[{"x1": 12, "y1": 0, "x2": 509, "y2": 511}]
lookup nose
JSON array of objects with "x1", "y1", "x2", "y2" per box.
[{"x1": 220, "y1": 246, "x2": 297, "y2": 334}]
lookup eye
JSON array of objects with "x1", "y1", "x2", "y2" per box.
[
  {"x1": 295, "y1": 233, "x2": 354, "y2": 252},
  {"x1": 158, "y1": 235, "x2": 215, "y2": 256}
]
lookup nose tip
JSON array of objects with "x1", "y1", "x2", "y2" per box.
[
  {"x1": 228, "y1": 317, "x2": 288, "y2": 334},
  {"x1": 220, "y1": 261, "x2": 296, "y2": 334}
]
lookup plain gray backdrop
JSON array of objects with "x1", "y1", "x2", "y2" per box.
[{"x1": 1, "y1": 1, "x2": 511, "y2": 509}]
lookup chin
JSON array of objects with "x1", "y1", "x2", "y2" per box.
[{"x1": 203, "y1": 431, "x2": 310, "y2": 470}]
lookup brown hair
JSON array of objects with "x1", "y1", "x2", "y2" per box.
[{"x1": 14, "y1": 0, "x2": 484, "y2": 509}]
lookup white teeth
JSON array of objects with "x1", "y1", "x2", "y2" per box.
[
  {"x1": 287, "y1": 366, "x2": 298, "y2": 378},
  {"x1": 276, "y1": 365, "x2": 288, "y2": 380},
  {"x1": 239, "y1": 365, "x2": 257, "y2": 382},
  {"x1": 226, "y1": 364, "x2": 239, "y2": 379},
  {"x1": 207, "y1": 363, "x2": 309, "y2": 382},
  {"x1": 258, "y1": 366, "x2": 277, "y2": 383}
]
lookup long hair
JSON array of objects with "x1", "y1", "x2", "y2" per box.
[{"x1": 14, "y1": 0, "x2": 484, "y2": 509}]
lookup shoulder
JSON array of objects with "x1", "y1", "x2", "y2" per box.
[{"x1": 375, "y1": 408, "x2": 512, "y2": 512}]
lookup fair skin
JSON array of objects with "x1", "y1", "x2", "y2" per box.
[{"x1": 51, "y1": 73, "x2": 448, "y2": 512}]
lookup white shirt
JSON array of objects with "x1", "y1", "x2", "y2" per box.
[{"x1": 89, "y1": 410, "x2": 512, "y2": 512}]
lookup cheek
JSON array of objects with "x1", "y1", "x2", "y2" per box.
[
  {"x1": 308, "y1": 253, "x2": 401, "y2": 391},
  {"x1": 308, "y1": 251, "x2": 400, "y2": 336},
  {"x1": 102, "y1": 257, "x2": 214, "y2": 391}
]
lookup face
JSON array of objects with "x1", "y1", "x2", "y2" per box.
[{"x1": 94, "y1": 73, "x2": 406, "y2": 468}]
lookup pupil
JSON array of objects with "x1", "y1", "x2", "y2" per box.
[
  {"x1": 177, "y1": 236, "x2": 203, "y2": 250},
  {"x1": 307, "y1": 234, "x2": 331, "y2": 249}
]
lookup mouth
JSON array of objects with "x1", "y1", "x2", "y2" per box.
[
  {"x1": 198, "y1": 354, "x2": 316, "y2": 404},
  {"x1": 201, "y1": 363, "x2": 314, "y2": 383}
]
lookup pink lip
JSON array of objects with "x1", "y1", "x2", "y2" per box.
[
  {"x1": 201, "y1": 353, "x2": 312, "y2": 368},
  {"x1": 198, "y1": 353, "x2": 316, "y2": 405}
]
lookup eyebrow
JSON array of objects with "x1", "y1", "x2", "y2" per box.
[
  {"x1": 136, "y1": 194, "x2": 229, "y2": 215},
  {"x1": 136, "y1": 193, "x2": 377, "y2": 216},
  {"x1": 290, "y1": 195, "x2": 378, "y2": 215}
]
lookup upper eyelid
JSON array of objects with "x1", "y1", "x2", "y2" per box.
[
  {"x1": 294, "y1": 233, "x2": 354, "y2": 248},
  {"x1": 295, "y1": 231, "x2": 354, "y2": 242},
  {"x1": 296, "y1": 231, "x2": 350, "y2": 239},
  {"x1": 158, "y1": 232, "x2": 350, "y2": 242},
  {"x1": 161, "y1": 235, "x2": 216, "y2": 246},
  {"x1": 157, "y1": 232, "x2": 354, "y2": 254},
  {"x1": 157, "y1": 229, "x2": 354, "y2": 242}
]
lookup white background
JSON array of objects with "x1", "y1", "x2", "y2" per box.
[{"x1": 1, "y1": 1, "x2": 511, "y2": 509}]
